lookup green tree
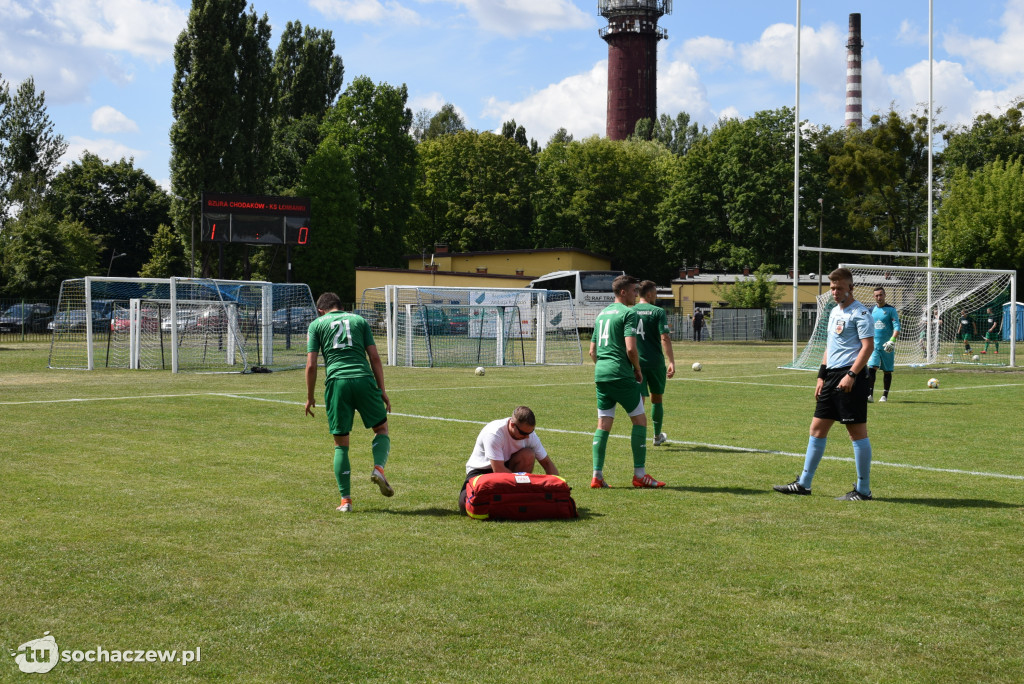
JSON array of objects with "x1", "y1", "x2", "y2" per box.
[
  {"x1": 713, "y1": 264, "x2": 783, "y2": 308},
  {"x1": 943, "y1": 100, "x2": 1024, "y2": 173},
  {"x1": 500, "y1": 119, "x2": 529, "y2": 148},
  {"x1": 632, "y1": 112, "x2": 706, "y2": 155},
  {"x1": 656, "y1": 134, "x2": 725, "y2": 271},
  {"x1": 0, "y1": 75, "x2": 67, "y2": 224},
  {"x1": 139, "y1": 224, "x2": 189, "y2": 278},
  {"x1": 410, "y1": 130, "x2": 535, "y2": 253},
  {"x1": 0, "y1": 210, "x2": 99, "y2": 297},
  {"x1": 320, "y1": 76, "x2": 417, "y2": 269},
  {"x1": 423, "y1": 103, "x2": 466, "y2": 140},
  {"x1": 935, "y1": 158, "x2": 1024, "y2": 280},
  {"x1": 170, "y1": 0, "x2": 274, "y2": 278},
  {"x1": 46, "y1": 152, "x2": 171, "y2": 277}
]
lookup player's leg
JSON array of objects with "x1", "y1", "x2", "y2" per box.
[
  {"x1": 838, "y1": 422, "x2": 872, "y2": 500},
  {"x1": 622, "y1": 385, "x2": 663, "y2": 488},
  {"x1": 867, "y1": 366, "x2": 877, "y2": 402},
  {"x1": 325, "y1": 378, "x2": 355, "y2": 511},
  {"x1": 775, "y1": 371, "x2": 840, "y2": 495},
  {"x1": 507, "y1": 447, "x2": 538, "y2": 473},
  {"x1": 592, "y1": 383, "x2": 614, "y2": 487},
  {"x1": 355, "y1": 376, "x2": 393, "y2": 498},
  {"x1": 647, "y1": 364, "x2": 668, "y2": 445},
  {"x1": 879, "y1": 352, "x2": 894, "y2": 402}
]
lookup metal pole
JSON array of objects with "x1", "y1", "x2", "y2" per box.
[
  {"x1": 817, "y1": 198, "x2": 823, "y2": 296},
  {"x1": 792, "y1": 0, "x2": 802, "y2": 362}
]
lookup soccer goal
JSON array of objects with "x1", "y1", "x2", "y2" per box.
[
  {"x1": 784, "y1": 264, "x2": 1016, "y2": 370},
  {"x1": 48, "y1": 277, "x2": 316, "y2": 372},
  {"x1": 359, "y1": 285, "x2": 583, "y2": 367}
]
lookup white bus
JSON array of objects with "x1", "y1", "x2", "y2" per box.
[{"x1": 528, "y1": 270, "x2": 624, "y2": 330}]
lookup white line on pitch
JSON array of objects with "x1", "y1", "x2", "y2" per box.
[{"x1": 0, "y1": 391, "x2": 293, "y2": 406}]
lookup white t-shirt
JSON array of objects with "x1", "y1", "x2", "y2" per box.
[{"x1": 465, "y1": 417, "x2": 548, "y2": 474}]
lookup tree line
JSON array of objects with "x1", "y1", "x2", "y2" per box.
[{"x1": 2, "y1": 0, "x2": 1022, "y2": 301}]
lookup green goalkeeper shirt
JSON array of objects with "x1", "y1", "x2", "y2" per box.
[
  {"x1": 307, "y1": 311, "x2": 375, "y2": 381},
  {"x1": 633, "y1": 302, "x2": 669, "y2": 367},
  {"x1": 591, "y1": 302, "x2": 638, "y2": 383}
]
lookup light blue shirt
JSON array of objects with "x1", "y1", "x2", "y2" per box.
[
  {"x1": 826, "y1": 299, "x2": 873, "y2": 368},
  {"x1": 872, "y1": 304, "x2": 900, "y2": 343}
]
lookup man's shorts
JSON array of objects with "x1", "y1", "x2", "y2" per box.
[
  {"x1": 595, "y1": 377, "x2": 642, "y2": 413},
  {"x1": 959, "y1": 332, "x2": 972, "y2": 341},
  {"x1": 324, "y1": 375, "x2": 388, "y2": 436},
  {"x1": 868, "y1": 348, "x2": 895, "y2": 373},
  {"x1": 814, "y1": 367, "x2": 869, "y2": 424},
  {"x1": 639, "y1": 363, "x2": 667, "y2": 396},
  {"x1": 985, "y1": 332, "x2": 999, "y2": 341}
]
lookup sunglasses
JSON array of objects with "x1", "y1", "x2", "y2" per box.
[{"x1": 510, "y1": 421, "x2": 534, "y2": 438}]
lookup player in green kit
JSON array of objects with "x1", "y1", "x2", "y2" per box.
[
  {"x1": 589, "y1": 274, "x2": 665, "y2": 489},
  {"x1": 305, "y1": 292, "x2": 393, "y2": 513},
  {"x1": 634, "y1": 280, "x2": 676, "y2": 445}
]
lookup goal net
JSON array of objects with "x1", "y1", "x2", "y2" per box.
[
  {"x1": 48, "y1": 277, "x2": 316, "y2": 372},
  {"x1": 784, "y1": 265, "x2": 1016, "y2": 369},
  {"x1": 359, "y1": 285, "x2": 583, "y2": 367}
]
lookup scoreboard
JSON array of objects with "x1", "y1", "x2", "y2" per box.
[{"x1": 201, "y1": 192, "x2": 310, "y2": 245}]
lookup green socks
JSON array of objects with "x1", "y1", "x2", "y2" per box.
[
  {"x1": 592, "y1": 429, "x2": 610, "y2": 472},
  {"x1": 652, "y1": 402, "x2": 664, "y2": 435},
  {"x1": 371, "y1": 434, "x2": 391, "y2": 468},
  {"x1": 333, "y1": 446, "x2": 351, "y2": 497},
  {"x1": 631, "y1": 423, "x2": 648, "y2": 468}
]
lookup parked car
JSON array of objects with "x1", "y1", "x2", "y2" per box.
[
  {"x1": 110, "y1": 308, "x2": 160, "y2": 333},
  {"x1": 48, "y1": 310, "x2": 108, "y2": 334},
  {"x1": 0, "y1": 303, "x2": 53, "y2": 333},
  {"x1": 353, "y1": 308, "x2": 384, "y2": 333},
  {"x1": 273, "y1": 306, "x2": 316, "y2": 334}
]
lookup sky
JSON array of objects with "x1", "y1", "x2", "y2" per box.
[{"x1": 3, "y1": 0, "x2": 1024, "y2": 190}]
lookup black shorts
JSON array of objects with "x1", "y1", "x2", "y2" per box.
[
  {"x1": 814, "y1": 366, "x2": 869, "y2": 424},
  {"x1": 458, "y1": 467, "x2": 493, "y2": 512}
]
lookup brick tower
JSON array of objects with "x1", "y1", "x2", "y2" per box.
[{"x1": 599, "y1": 0, "x2": 672, "y2": 140}]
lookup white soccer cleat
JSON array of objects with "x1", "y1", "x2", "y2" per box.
[
  {"x1": 653, "y1": 432, "x2": 668, "y2": 446},
  {"x1": 878, "y1": 395, "x2": 887, "y2": 403},
  {"x1": 371, "y1": 466, "x2": 394, "y2": 497}
]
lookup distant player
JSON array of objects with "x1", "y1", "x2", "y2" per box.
[
  {"x1": 867, "y1": 286, "x2": 900, "y2": 403},
  {"x1": 774, "y1": 267, "x2": 875, "y2": 500},
  {"x1": 634, "y1": 280, "x2": 676, "y2": 445},
  {"x1": 982, "y1": 308, "x2": 1000, "y2": 354},
  {"x1": 305, "y1": 292, "x2": 393, "y2": 513},
  {"x1": 589, "y1": 274, "x2": 664, "y2": 489},
  {"x1": 955, "y1": 309, "x2": 976, "y2": 356}
]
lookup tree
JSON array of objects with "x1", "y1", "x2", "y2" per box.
[
  {"x1": 935, "y1": 158, "x2": 1024, "y2": 279},
  {"x1": 632, "y1": 112, "x2": 706, "y2": 155},
  {"x1": 0, "y1": 75, "x2": 67, "y2": 225},
  {"x1": 139, "y1": 224, "x2": 189, "y2": 278},
  {"x1": 547, "y1": 128, "x2": 573, "y2": 146},
  {"x1": 46, "y1": 152, "x2": 171, "y2": 277},
  {"x1": 500, "y1": 119, "x2": 529, "y2": 148},
  {"x1": 410, "y1": 131, "x2": 535, "y2": 253},
  {"x1": 713, "y1": 264, "x2": 783, "y2": 308},
  {"x1": 943, "y1": 100, "x2": 1024, "y2": 173},
  {"x1": 0, "y1": 210, "x2": 99, "y2": 297},
  {"x1": 170, "y1": 0, "x2": 274, "y2": 278},
  {"x1": 320, "y1": 76, "x2": 417, "y2": 269},
  {"x1": 423, "y1": 103, "x2": 466, "y2": 140}
]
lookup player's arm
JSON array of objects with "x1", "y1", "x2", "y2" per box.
[
  {"x1": 625, "y1": 335, "x2": 642, "y2": 382},
  {"x1": 366, "y1": 344, "x2": 391, "y2": 413},
  {"x1": 304, "y1": 352, "x2": 319, "y2": 416},
  {"x1": 883, "y1": 315, "x2": 899, "y2": 352},
  {"x1": 588, "y1": 341, "x2": 597, "y2": 364},
  {"x1": 660, "y1": 332, "x2": 675, "y2": 378},
  {"x1": 816, "y1": 351, "x2": 828, "y2": 399},
  {"x1": 839, "y1": 335, "x2": 874, "y2": 393},
  {"x1": 489, "y1": 458, "x2": 511, "y2": 473}
]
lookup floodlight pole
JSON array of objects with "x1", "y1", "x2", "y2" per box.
[
  {"x1": 817, "y1": 198, "x2": 823, "y2": 296},
  {"x1": 792, "y1": 0, "x2": 802, "y2": 363},
  {"x1": 107, "y1": 251, "x2": 126, "y2": 277}
]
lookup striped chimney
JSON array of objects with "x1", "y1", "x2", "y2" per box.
[{"x1": 845, "y1": 13, "x2": 863, "y2": 129}]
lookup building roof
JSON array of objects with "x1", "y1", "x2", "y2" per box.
[{"x1": 404, "y1": 246, "x2": 610, "y2": 260}]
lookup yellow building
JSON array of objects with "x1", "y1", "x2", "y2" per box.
[{"x1": 672, "y1": 267, "x2": 825, "y2": 316}]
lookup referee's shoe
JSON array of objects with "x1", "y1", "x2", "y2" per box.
[{"x1": 773, "y1": 480, "x2": 811, "y2": 495}]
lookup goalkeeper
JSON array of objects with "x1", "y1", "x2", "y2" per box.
[
  {"x1": 305, "y1": 292, "x2": 394, "y2": 513},
  {"x1": 867, "y1": 286, "x2": 900, "y2": 403}
]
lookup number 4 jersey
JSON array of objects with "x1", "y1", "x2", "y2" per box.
[{"x1": 307, "y1": 311, "x2": 376, "y2": 380}]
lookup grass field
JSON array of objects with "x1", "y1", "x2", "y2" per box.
[{"x1": 2, "y1": 341, "x2": 1023, "y2": 682}]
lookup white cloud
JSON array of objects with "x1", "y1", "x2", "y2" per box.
[
  {"x1": 944, "y1": 0, "x2": 1024, "y2": 77},
  {"x1": 49, "y1": 0, "x2": 186, "y2": 61},
  {"x1": 442, "y1": 0, "x2": 592, "y2": 37},
  {"x1": 658, "y1": 60, "x2": 713, "y2": 122},
  {"x1": 717, "y1": 106, "x2": 741, "y2": 122},
  {"x1": 884, "y1": 59, "x2": 1023, "y2": 127},
  {"x1": 310, "y1": 0, "x2": 422, "y2": 24},
  {"x1": 482, "y1": 61, "x2": 607, "y2": 143},
  {"x1": 408, "y1": 92, "x2": 449, "y2": 113},
  {"x1": 739, "y1": 22, "x2": 846, "y2": 93},
  {"x1": 897, "y1": 19, "x2": 926, "y2": 46},
  {"x1": 61, "y1": 136, "x2": 147, "y2": 168},
  {"x1": 677, "y1": 36, "x2": 735, "y2": 70},
  {"x1": 91, "y1": 105, "x2": 139, "y2": 133}
]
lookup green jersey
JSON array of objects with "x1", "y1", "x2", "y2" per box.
[
  {"x1": 307, "y1": 311, "x2": 376, "y2": 381},
  {"x1": 633, "y1": 302, "x2": 670, "y2": 367},
  {"x1": 591, "y1": 302, "x2": 638, "y2": 383}
]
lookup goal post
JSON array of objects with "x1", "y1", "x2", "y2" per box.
[
  {"x1": 360, "y1": 285, "x2": 583, "y2": 367},
  {"x1": 783, "y1": 264, "x2": 1016, "y2": 370},
  {"x1": 49, "y1": 277, "x2": 316, "y2": 372}
]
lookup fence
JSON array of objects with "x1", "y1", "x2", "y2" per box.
[
  {"x1": 0, "y1": 298, "x2": 60, "y2": 342},
  {"x1": 666, "y1": 308, "x2": 818, "y2": 343}
]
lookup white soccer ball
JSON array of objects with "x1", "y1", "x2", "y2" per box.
[
  {"x1": 927, "y1": 377, "x2": 939, "y2": 389},
  {"x1": 691, "y1": 362, "x2": 702, "y2": 371},
  {"x1": 972, "y1": 354, "x2": 980, "y2": 361},
  {"x1": 474, "y1": 366, "x2": 486, "y2": 376}
]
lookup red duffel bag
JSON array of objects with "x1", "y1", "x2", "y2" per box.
[{"x1": 464, "y1": 472, "x2": 578, "y2": 520}]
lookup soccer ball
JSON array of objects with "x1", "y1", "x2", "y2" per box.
[
  {"x1": 692, "y1": 362, "x2": 702, "y2": 371},
  {"x1": 474, "y1": 366, "x2": 486, "y2": 376},
  {"x1": 927, "y1": 378, "x2": 939, "y2": 389},
  {"x1": 972, "y1": 354, "x2": 980, "y2": 361}
]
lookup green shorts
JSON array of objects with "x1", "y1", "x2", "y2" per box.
[
  {"x1": 639, "y1": 363, "x2": 667, "y2": 396},
  {"x1": 985, "y1": 332, "x2": 999, "y2": 341},
  {"x1": 959, "y1": 333, "x2": 971, "y2": 342},
  {"x1": 595, "y1": 378, "x2": 643, "y2": 413},
  {"x1": 324, "y1": 376, "x2": 388, "y2": 436}
]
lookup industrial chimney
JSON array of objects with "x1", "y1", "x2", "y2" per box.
[
  {"x1": 599, "y1": 0, "x2": 672, "y2": 140},
  {"x1": 845, "y1": 13, "x2": 863, "y2": 129}
]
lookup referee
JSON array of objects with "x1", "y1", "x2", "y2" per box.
[{"x1": 774, "y1": 267, "x2": 876, "y2": 500}]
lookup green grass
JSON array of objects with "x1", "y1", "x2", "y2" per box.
[{"x1": 2, "y1": 342, "x2": 1023, "y2": 682}]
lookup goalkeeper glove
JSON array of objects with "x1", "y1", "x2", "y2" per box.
[{"x1": 883, "y1": 339, "x2": 895, "y2": 353}]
